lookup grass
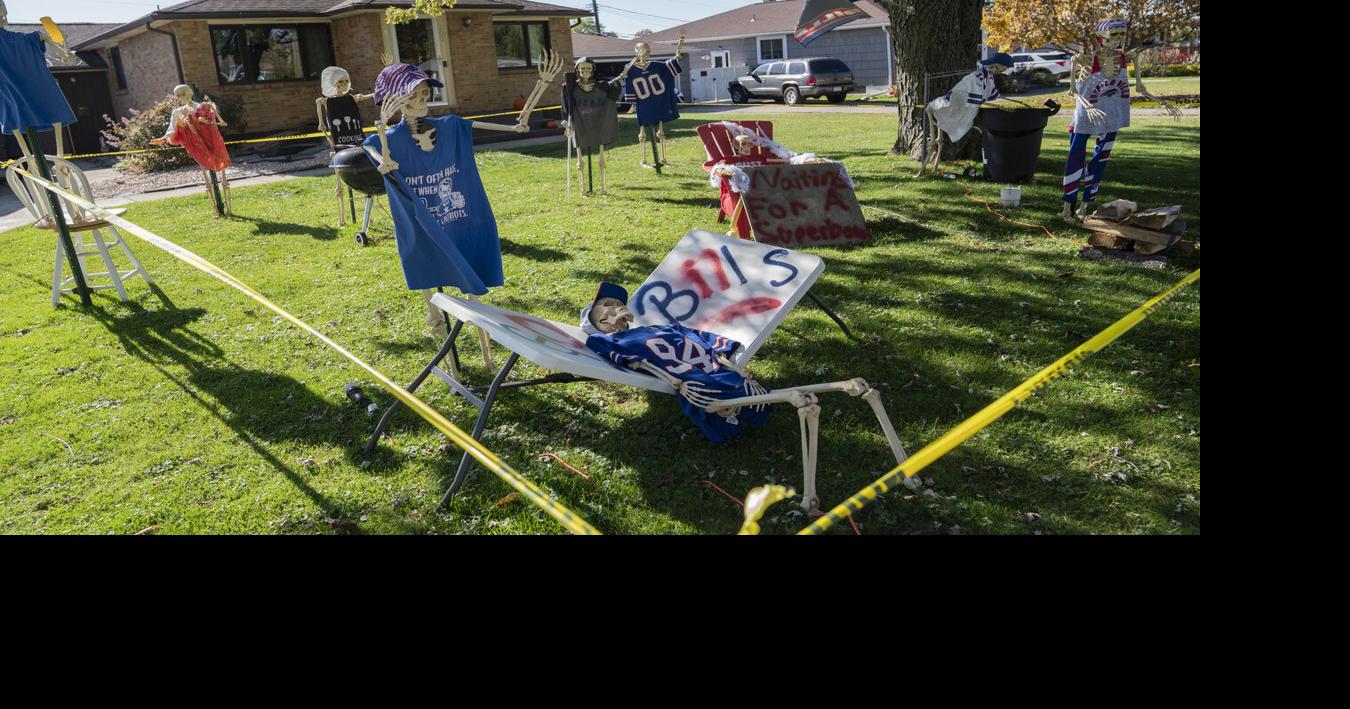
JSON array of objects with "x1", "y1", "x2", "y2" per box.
[{"x1": 0, "y1": 110, "x2": 1201, "y2": 535}]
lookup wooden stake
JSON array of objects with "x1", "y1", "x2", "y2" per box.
[{"x1": 25, "y1": 128, "x2": 91, "y2": 305}]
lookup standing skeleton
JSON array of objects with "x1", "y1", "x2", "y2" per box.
[
  {"x1": 1061, "y1": 18, "x2": 1180, "y2": 223},
  {"x1": 366, "y1": 54, "x2": 564, "y2": 365},
  {"x1": 151, "y1": 84, "x2": 233, "y2": 217},
  {"x1": 563, "y1": 57, "x2": 622, "y2": 197},
  {"x1": 316, "y1": 67, "x2": 373, "y2": 226},
  {"x1": 617, "y1": 31, "x2": 686, "y2": 171}
]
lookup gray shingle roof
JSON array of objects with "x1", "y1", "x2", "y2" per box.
[
  {"x1": 645, "y1": 0, "x2": 888, "y2": 44},
  {"x1": 571, "y1": 32, "x2": 678, "y2": 59},
  {"x1": 72, "y1": 0, "x2": 590, "y2": 50}
]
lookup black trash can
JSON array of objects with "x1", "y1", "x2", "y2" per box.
[{"x1": 978, "y1": 100, "x2": 1060, "y2": 183}]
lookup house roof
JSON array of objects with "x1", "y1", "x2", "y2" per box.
[
  {"x1": 571, "y1": 32, "x2": 677, "y2": 60},
  {"x1": 6, "y1": 23, "x2": 120, "y2": 70},
  {"x1": 73, "y1": 0, "x2": 591, "y2": 50},
  {"x1": 645, "y1": 0, "x2": 888, "y2": 44}
]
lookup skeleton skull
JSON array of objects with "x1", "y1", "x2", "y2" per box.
[
  {"x1": 1097, "y1": 25, "x2": 1128, "y2": 52},
  {"x1": 0, "y1": 0, "x2": 8, "y2": 26},
  {"x1": 732, "y1": 135, "x2": 755, "y2": 157},
  {"x1": 577, "y1": 60, "x2": 596, "y2": 82},
  {"x1": 172, "y1": 84, "x2": 194, "y2": 105},
  {"x1": 590, "y1": 297, "x2": 634, "y2": 334},
  {"x1": 402, "y1": 81, "x2": 432, "y2": 119},
  {"x1": 634, "y1": 42, "x2": 651, "y2": 65}
]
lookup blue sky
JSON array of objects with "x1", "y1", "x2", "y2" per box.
[{"x1": 3, "y1": 0, "x2": 755, "y2": 38}]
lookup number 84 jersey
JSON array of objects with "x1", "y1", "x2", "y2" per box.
[
  {"x1": 586, "y1": 323, "x2": 772, "y2": 444},
  {"x1": 623, "y1": 58, "x2": 683, "y2": 127}
]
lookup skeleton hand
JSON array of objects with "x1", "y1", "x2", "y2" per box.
[
  {"x1": 1085, "y1": 106, "x2": 1107, "y2": 124},
  {"x1": 515, "y1": 50, "x2": 566, "y2": 129}
]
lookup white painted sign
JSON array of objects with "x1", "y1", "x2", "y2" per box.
[{"x1": 631, "y1": 230, "x2": 824, "y2": 367}]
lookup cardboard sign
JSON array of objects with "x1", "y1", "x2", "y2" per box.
[
  {"x1": 740, "y1": 163, "x2": 871, "y2": 246},
  {"x1": 630, "y1": 230, "x2": 824, "y2": 367}
]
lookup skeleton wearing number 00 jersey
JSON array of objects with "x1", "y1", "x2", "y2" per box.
[
  {"x1": 581, "y1": 282, "x2": 772, "y2": 444},
  {"x1": 615, "y1": 32, "x2": 685, "y2": 170}
]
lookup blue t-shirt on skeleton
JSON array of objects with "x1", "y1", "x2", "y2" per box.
[
  {"x1": 623, "y1": 58, "x2": 682, "y2": 127},
  {"x1": 587, "y1": 323, "x2": 772, "y2": 444},
  {"x1": 364, "y1": 115, "x2": 503, "y2": 296}
]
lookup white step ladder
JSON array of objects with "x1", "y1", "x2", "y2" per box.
[{"x1": 5, "y1": 156, "x2": 153, "y2": 306}]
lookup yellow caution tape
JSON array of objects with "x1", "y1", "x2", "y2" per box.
[
  {"x1": 739, "y1": 486, "x2": 794, "y2": 535},
  {"x1": 0, "y1": 106, "x2": 563, "y2": 169},
  {"x1": 12, "y1": 166, "x2": 600, "y2": 536},
  {"x1": 41, "y1": 17, "x2": 65, "y2": 45},
  {"x1": 798, "y1": 268, "x2": 1201, "y2": 536}
]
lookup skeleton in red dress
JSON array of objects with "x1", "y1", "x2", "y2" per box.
[{"x1": 151, "y1": 84, "x2": 233, "y2": 216}]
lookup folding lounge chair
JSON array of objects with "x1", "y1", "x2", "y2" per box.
[{"x1": 364, "y1": 230, "x2": 908, "y2": 514}]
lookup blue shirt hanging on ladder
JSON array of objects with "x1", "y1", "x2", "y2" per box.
[
  {"x1": 364, "y1": 115, "x2": 504, "y2": 296},
  {"x1": 0, "y1": 28, "x2": 77, "y2": 135}
]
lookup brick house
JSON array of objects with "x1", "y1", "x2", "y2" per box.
[{"x1": 72, "y1": 0, "x2": 591, "y2": 136}]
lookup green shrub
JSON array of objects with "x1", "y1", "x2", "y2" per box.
[
  {"x1": 1138, "y1": 63, "x2": 1200, "y2": 77},
  {"x1": 100, "y1": 98, "x2": 197, "y2": 173}
]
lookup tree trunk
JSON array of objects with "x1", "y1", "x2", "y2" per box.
[{"x1": 879, "y1": 0, "x2": 985, "y2": 161}]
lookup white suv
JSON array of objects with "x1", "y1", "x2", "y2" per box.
[{"x1": 1007, "y1": 51, "x2": 1071, "y2": 91}]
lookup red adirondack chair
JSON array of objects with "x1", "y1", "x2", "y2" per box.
[{"x1": 697, "y1": 121, "x2": 778, "y2": 238}]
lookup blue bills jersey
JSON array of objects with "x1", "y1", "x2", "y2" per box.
[
  {"x1": 587, "y1": 324, "x2": 772, "y2": 444},
  {"x1": 623, "y1": 59, "x2": 683, "y2": 127}
]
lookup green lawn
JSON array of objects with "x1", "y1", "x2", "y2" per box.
[{"x1": 0, "y1": 111, "x2": 1201, "y2": 535}]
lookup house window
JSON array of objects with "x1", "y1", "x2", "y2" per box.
[
  {"x1": 210, "y1": 24, "x2": 334, "y2": 84},
  {"x1": 758, "y1": 36, "x2": 786, "y2": 63},
  {"x1": 110, "y1": 46, "x2": 127, "y2": 90},
  {"x1": 494, "y1": 21, "x2": 551, "y2": 69},
  {"x1": 710, "y1": 50, "x2": 730, "y2": 69},
  {"x1": 395, "y1": 19, "x2": 447, "y2": 103}
]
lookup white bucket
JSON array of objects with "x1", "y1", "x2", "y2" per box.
[{"x1": 1000, "y1": 187, "x2": 1022, "y2": 208}]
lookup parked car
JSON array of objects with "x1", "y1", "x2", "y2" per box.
[
  {"x1": 728, "y1": 57, "x2": 862, "y2": 106},
  {"x1": 1000, "y1": 51, "x2": 1072, "y2": 93}
]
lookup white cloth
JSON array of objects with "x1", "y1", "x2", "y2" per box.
[
  {"x1": 1070, "y1": 68, "x2": 1131, "y2": 135},
  {"x1": 321, "y1": 66, "x2": 352, "y2": 99},
  {"x1": 927, "y1": 65, "x2": 1000, "y2": 142}
]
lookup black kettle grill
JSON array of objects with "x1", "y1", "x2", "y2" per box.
[{"x1": 331, "y1": 147, "x2": 387, "y2": 246}]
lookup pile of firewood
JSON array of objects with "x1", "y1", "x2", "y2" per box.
[{"x1": 1082, "y1": 201, "x2": 1199, "y2": 262}]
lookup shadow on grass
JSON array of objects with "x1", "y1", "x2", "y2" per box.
[
  {"x1": 233, "y1": 214, "x2": 341, "y2": 242},
  {"x1": 86, "y1": 288, "x2": 370, "y2": 532}
]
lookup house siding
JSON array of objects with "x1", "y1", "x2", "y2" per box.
[
  {"x1": 97, "y1": 12, "x2": 575, "y2": 136},
  {"x1": 98, "y1": 31, "x2": 179, "y2": 122},
  {"x1": 678, "y1": 27, "x2": 892, "y2": 99}
]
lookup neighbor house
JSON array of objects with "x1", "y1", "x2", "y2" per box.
[
  {"x1": 71, "y1": 0, "x2": 592, "y2": 137},
  {"x1": 642, "y1": 0, "x2": 894, "y2": 102},
  {"x1": 570, "y1": 32, "x2": 677, "y2": 82}
]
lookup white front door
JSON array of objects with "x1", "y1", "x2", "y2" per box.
[{"x1": 383, "y1": 16, "x2": 457, "y2": 106}]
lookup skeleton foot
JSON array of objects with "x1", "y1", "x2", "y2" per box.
[{"x1": 1060, "y1": 202, "x2": 1082, "y2": 224}]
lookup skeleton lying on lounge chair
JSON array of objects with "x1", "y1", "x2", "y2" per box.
[{"x1": 364, "y1": 230, "x2": 908, "y2": 514}]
